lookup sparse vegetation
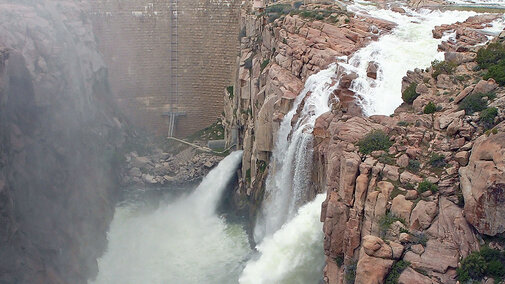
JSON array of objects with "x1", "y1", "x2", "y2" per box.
[
  {"x1": 407, "y1": 159, "x2": 420, "y2": 173},
  {"x1": 480, "y1": 107, "x2": 498, "y2": 129},
  {"x1": 345, "y1": 261, "x2": 357, "y2": 284},
  {"x1": 431, "y1": 59, "x2": 456, "y2": 78},
  {"x1": 378, "y1": 154, "x2": 394, "y2": 165},
  {"x1": 226, "y1": 85, "x2": 234, "y2": 99},
  {"x1": 257, "y1": 160, "x2": 267, "y2": 173},
  {"x1": 385, "y1": 260, "x2": 410, "y2": 284},
  {"x1": 417, "y1": 180, "x2": 438, "y2": 194},
  {"x1": 379, "y1": 212, "x2": 406, "y2": 237},
  {"x1": 477, "y1": 43, "x2": 505, "y2": 86},
  {"x1": 458, "y1": 93, "x2": 489, "y2": 114},
  {"x1": 260, "y1": 59, "x2": 270, "y2": 72},
  {"x1": 402, "y1": 83, "x2": 419, "y2": 104},
  {"x1": 423, "y1": 102, "x2": 437, "y2": 114},
  {"x1": 357, "y1": 130, "x2": 393, "y2": 155},
  {"x1": 429, "y1": 152, "x2": 446, "y2": 168},
  {"x1": 397, "y1": 121, "x2": 409, "y2": 127},
  {"x1": 457, "y1": 246, "x2": 505, "y2": 283}
]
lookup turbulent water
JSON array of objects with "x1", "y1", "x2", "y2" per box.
[
  {"x1": 253, "y1": 65, "x2": 339, "y2": 242},
  {"x1": 91, "y1": 151, "x2": 251, "y2": 284},
  {"x1": 344, "y1": 3, "x2": 482, "y2": 115},
  {"x1": 239, "y1": 194, "x2": 326, "y2": 284}
]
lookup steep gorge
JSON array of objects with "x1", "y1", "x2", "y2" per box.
[{"x1": 226, "y1": 1, "x2": 505, "y2": 283}]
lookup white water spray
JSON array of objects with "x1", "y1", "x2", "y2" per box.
[
  {"x1": 253, "y1": 64, "x2": 339, "y2": 242},
  {"x1": 239, "y1": 194, "x2": 326, "y2": 284},
  {"x1": 91, "y1": 151, "x2": 250, "y2": 284},
  {"x1": 343, "y1": 4, "x2": 481, "y2": 115}
]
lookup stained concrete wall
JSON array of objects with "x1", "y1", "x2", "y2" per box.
[{"x1": 89, "y1": 0, "x2": 239, "y2": 137}]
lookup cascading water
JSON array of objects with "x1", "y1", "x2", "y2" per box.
[
  {"x1": 91, "y1": 151, "x2": 251, "y2": 284},
  {"x1": 343, "y1": 3, "x2": 483, "y2": 115},
  {"x1": 239, "y1": 194, "x2": 327, "y2": 284},
  {"x1": 253, "y1": 64, "x2": 340, "y2": 243}
]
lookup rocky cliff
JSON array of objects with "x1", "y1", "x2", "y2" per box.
[
  {"x1": 223, "y1": 2, "x2": 395, "y2": 216},
  {"x1": 226, "y1": 3, "x2": 505, "y2": 283},
  {"x1": 0, "y1": 2, "x2": 130, "y2": 283}
]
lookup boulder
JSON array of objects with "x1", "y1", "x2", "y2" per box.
[
  {"x1": 398, "y1": 267, "x2": 433, "y2": 284},
  {"x1": 397, "y1": 154, "x2": 409, "y2": 168},
  {"x1": 355, "y1": 248, "x2": 394, "y2": 284},
  {"x1": 454, "y1": 151, "x2": 469, "y2": 166},
  {"x1": 410, "y1": 200, "x2": 437, "y2": 231},
  {"x1": 367, "y1": 61, "x2": 379, "y2": 79},
  {"x1": 363, "y1": 235, "x2": 393, "y2": 259},
  {"x1": 472, "y1": 79, "x2": 498, "y2": 95},
  {"x1": 391, "y1": 195, "x2": 413, "y2": 224},
  {"x1": 459, "y1": 130, "x2": 505, "y2": 236},
  {"x1": 400, "y1": 171, "x2": 423, "y2": 184}
]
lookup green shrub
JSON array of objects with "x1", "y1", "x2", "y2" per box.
[
  {"x1": 431, "y1": 60, "x2": 456, "y2": 78},
  {"x1": 385, "y1": 260, "x2": 410, "y2": 284},
  {"x1": 293, "y1": 1, "x2": 303, "y2": 9},
  {"x1": 397, "y1": 121, "x2": 409, "y2": 127},
  {"x1": 484, "y1": 59, "x2": 505, "y2": 86},
  {"x1": 423, "y1": 102, "x2": 437, "y2": 114},
  {"x1": 417, "y1": 180, "x2": 438, "y2": 194},
  {"x1": 345, "y1": 261, "x2": 357, "y2": 284},
  {"x1": 457, "y1": 251, "x2": 488, "y2": 282},
  {"x1": 429, "y1": 153, "x2": 446, "y2": 168},
  {"x1": 459, "y1": 93, "x2": 488, "y2": 114},
  {"x1": 407, "y1": 159, "x2": 420, "y2": 172},
  {"x1": 379, "y1": 212, "x2": 406, "y2": 237},
  {"x1": 476, "y1": 42, "x2": 505, "y2": 69},
  {"x1": 226, "y1": 85, "x2": 234, "y2": 99},
  {"x1": 260, "y1": 59, "x2": 270, "y2": 71},
  {"x1": 402, "y1": 83, "x2": 419, "y2": 104},
  {"x1": 480, "y1": 107, "x2": 498, "y2": 129},
  {"x1": 378, "y1": 154, "x2": 394, "y2": 165},
  {"x1": 357, "y1": 130, "x2": 393, "y2": 155},
  {"x1": 334, "y1": 254, "x2": 344, "y2": 267}
]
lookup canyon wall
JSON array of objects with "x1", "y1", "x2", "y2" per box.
[
  {"x1": 0, "y1": 2, "x2": 130, "y2": 283},
  {"x1": 227, "y1": 4, "x2": 505, "y2": 283},
  {"x1": 89, "y1": 0, "x2": 240, "y2": 137}
]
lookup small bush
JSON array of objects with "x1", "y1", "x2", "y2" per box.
[
  {"x1": 431, "y1": 60, "x2": 456, "y2": 78},
  {"x1": 226, "y1": 85, "x2": 234, "y2": 99},
  {"x1": 334, "y1": 254, "x2": 344, "y2": 267},
  {"x1": 260, "y1": 59, "x2": 270, "y2": 72},
  {"x1": 244, "y1": 57, "x2": 253, "y2": 70},
  {"x1": 459, "y1": 93, "x2": 488, "y2": 114},
  {"x1": 402, "y1": 83, "x2": 419, "y2": 104},
  {"x1": 357, "y1": 130, "x2": 393, "y2": 155},
  {"x1": 293, "y1": 1, "x2": 303, "y2": 9},
  {"x1": 397, "y1": 121, "x2": 409, "y2": 127},
  {"x1": 429, "y1": 153, "x2": 446, "y2": 168},
  {"x1": 411, "y1": 232, "x2": 428, "y2": 246},
  {"x1": 480, "y1": 107, "x2": 498, "y2": 129},
  {"x1": 345, "y1": 261, "x2": 357, "y2": 284},
  {"x1": 417, "y1": 180, "x2": 438, "y2": 194},
  {"x1": 378, "y1": 154, "x2": 394, "y2": 165},
  {"x1": 379, "y1": 212, "x2": 406, "y2": 237},
  {"x1": 407, "y1": 159, "x2": 420, "y2": 173},
  {"x1": 423, "y1": 102, "x2": 437, "y2": 114},
  {"x1": 476, "y1": 42, "x2": 505, "y2": 69},
  {"x1": 484, "y1": 59, "x2": 505, "y2": 86},
  {"x1": 385, "y1": 260, "x2": 410, "y2": 284}
]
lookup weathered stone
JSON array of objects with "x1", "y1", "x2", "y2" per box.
[
  {"x1": 454, "y1": 151, "x2": 469, "y2": 166},
  {"x1": 363, "y1": 235, "x2": 393, "y2": 259},
  {"x1": 367, "y1": 61, "x2": 378, "y2": 79},
  {"x1": 459, "y1": 130, "x2": 505, "y2": 236},
  {"x1": 405, "y1": 190, "x2": 419, "y2": 200},
  {"x1": 391, "y1": 195, "x2": 413, "y2": 224},
  {"x1": 411, "y1": 244, "x2": 425, "y2": 255},
  {"x1": 403, "y1": 239, "x2": 459, "y2": 273},
  {"x1": 397, "y1": 154, "x2": 409, "y2": 168},
  {"x1": 410, "y1": 200, "x2": 437, "y2": 231},
  {"x1": 472, "y1": 79, "x2": 498, "y2": 95},
  {"x1": 400, "y1": 171, "x2": 423, "y2": 184},
  {"x1": 398, "y1": 267, "x2": 433, "y2": 284},
  {"x1": 355, "y1": 248, "x2": 394, "y2": 284}
]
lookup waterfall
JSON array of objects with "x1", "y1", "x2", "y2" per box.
[
  {"x1": 91, "y1": 151, "x2": 251, "y2": 284},
  {"x1": 253, "y1": 64, "x2": 340, "y2": 242},
  {"x1": 239, "y1": 194, "x2": 326, "y2": 284},
  {"x1": 343, "y1": 3, "x2": 481, "y2": 116}
]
